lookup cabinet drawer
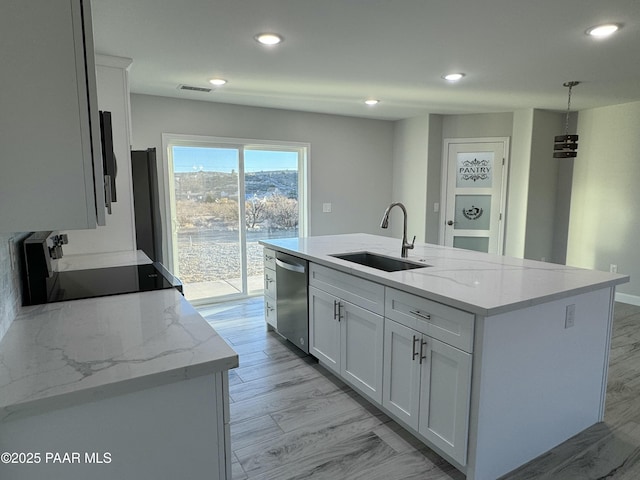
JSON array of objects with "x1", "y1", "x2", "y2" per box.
[
  {"x1": 265, "y1": 296, "x2": 277, "y2": 328},
  {"x1": 309, "y1": 263, "x2": 384, "y2": 315},
  {"x1": 385, "y1": 288, "x2": 474, "y2": 353},
  {"x1": 263, "y1": 248, "x2": 276, "y2": 270},
  {"x1": 264, "y1": 267, "x2": 276, "y2": 298}
]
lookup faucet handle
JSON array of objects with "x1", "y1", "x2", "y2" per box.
[{"x1": 410, "y1": 235, "x2": 416, "y2": 248}]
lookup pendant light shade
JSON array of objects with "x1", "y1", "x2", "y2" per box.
[{"x1": 554, "y1": 81, "x2": 580, "y2": 159}]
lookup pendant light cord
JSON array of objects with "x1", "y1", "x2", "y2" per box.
[{"x1": 563, "y1": 81, "x2": 579, "y2": 136}]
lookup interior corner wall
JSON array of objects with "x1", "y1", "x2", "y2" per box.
[
  {"x1": 504, "y1": 109, "x2": 534, "y2": 258},
  {"x1": 567, "y1": 101, "x2": 640, "y2": 298},
  {"x1": 426, "y1": 114, "x2": 443, "y2": 244},
  {"x1": 391, "y1": 115, "x2": 430, "y2": 242},
  {"x1": 129, "y1": 94, "x2": 395, "y2": 239},
  {"x1": 522, "y1": 110, "x2": 564, "y2": 263}
]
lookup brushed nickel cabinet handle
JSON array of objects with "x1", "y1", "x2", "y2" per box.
[
  {"x1": 412, "y1": 335, "x2": 419, "y2": 360},
  {"x1": 410, "y1": 310, "x2": 431, "y2": 321},
  {"x1": 419, "y1": 338, "x2": 427, "y2": 364}
]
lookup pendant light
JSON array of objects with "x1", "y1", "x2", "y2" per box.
[{"x1": 554, "y1": 81, "x2": 580, "y2": 158}]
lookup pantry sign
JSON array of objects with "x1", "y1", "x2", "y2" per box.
[{"x1": 456, "y1": 152, "x2": 494, "y2": 188}]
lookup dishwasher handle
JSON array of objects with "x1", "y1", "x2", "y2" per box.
[{"x1": 275, "y1": 257, "x2": 306, "y2": 274}]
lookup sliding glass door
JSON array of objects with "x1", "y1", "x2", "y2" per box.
[{"x1": 164, "y1": 135, "x2": 308, "y2": 304}]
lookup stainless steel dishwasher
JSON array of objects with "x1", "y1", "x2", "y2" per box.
[{"x1": 275, "y1": 251, "x2": 309, "y2": 354}]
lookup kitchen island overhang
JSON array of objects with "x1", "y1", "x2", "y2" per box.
[{"x1": 260, "y1": 233, "x2": 629, "y2": 480}]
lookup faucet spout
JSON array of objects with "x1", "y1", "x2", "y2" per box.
[{"x1": 380, "y1": 202, "x2": 415, "y2": 258}]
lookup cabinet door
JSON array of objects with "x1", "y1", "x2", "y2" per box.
[
  {"x1": 0, "y1": 0, "x2": 104, "y2": 232},
  {"x1": 341, "y1": 302, "x2": 384, "y2": 403},
  {"x1": 264, "y1": 267, "x2": 277, "y2": 299},
  {"x1": 382, "y1": 319, "x2": 421, "y2": 430},
  {"x1": 264, "y1": 297, "x2": 277, "y2": 329},
  {"x1": 308, "y1": 286, "x2": 340, "y2": 375},
  {"x1": 418, "y1": 337, "x2": 472, "y2": 465}
]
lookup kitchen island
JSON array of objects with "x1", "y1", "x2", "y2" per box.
[
  {"x1": 260, "y1": 233, "x2": 629, "y2": 480},
  {"x1": 0, "y1": 256, "x2": 238, "y2": 480}
]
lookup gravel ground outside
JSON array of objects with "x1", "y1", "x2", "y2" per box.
[{"x1": 176, "y1": 228, "x2": 296, "y2": 283}]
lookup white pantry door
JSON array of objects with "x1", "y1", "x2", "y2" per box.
[{"x1": 441, "y1": 138, "x2": 509, "y2": 254}]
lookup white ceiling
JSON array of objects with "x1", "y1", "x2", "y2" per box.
[{"x1": 91, "y1": 0, "x2": 640, "y2": 120}]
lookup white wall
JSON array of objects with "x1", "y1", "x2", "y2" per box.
[
  {"x1": 504, "y1": 110, "x2": 533, "y2": 258},
  {"x1": 130, "y1": 95, "x2": 395, "y2": 241},
  {"x1": 391, "y1": 115, "x2": 430, "y2": 242},
  {"x1": 426, "y1": 115, "x2": 444, "y2": 244},
  {"x1": 567, "y1": 101, "x2": 640, "y2": 300},
  {"x1": 523, "y1": 109, "x2": 565, "y2": 263}
]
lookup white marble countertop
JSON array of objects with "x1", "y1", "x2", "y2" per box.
[
  {"x1": 56, "y1": 250, "x2": 152, "y2": 271},
  {"x1": 0, "y1": 253, "x2": 238, "y2": 422},
  {"x1": 261, "y1": 234, "x2": 629, "y2": 316}
]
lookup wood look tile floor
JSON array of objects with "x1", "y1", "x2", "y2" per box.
[{"x1": 201, "y1": 298, "x2": 640, "y2": 480}]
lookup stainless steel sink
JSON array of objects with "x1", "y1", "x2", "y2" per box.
[{"x1": 330, "y1": 251, "x2": 429, "y2": 272}]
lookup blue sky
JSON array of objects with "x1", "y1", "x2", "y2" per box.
[{"x1": 172, "y1": 146, "x2": 298, "y2": 173}]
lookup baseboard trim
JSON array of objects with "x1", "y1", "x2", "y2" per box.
[{"x1": 615, "y1": 292, "x2": 640, "y2": 306}]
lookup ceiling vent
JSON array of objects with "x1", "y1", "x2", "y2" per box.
[{"x1": 178, "y1": 84, "x2": 212, "y2": 93}]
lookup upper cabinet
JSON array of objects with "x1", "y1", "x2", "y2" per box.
[{"x1": 0, "y1": 0, "x2": 106, "y2": 233}]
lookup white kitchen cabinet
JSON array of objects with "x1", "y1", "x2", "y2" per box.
[
  {"x1": 382, "y1": 318, "x2": 422, "y2": 429},
  {"x1": 0, "y1": 0, "x2": 106, "y2": 233},
  {"x1": 419, "y1": 335, "x2": 472, "y2": 465},
  {"x1": 63, "y1": 55, "x2": 136, "y2": 255},
  {"x1": 309, "y1": 286, "x2": 341, "y2": 373},
  {"x1": 383, "y1": 317, "x2": 472, "y2": 466},
  {"x1": 263, "y1": 249, "x2": 277, "y2": 329},
  {"x1": 308, "y1": 266, "x2": 384, "y2": 403}
]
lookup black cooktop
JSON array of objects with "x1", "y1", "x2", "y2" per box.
[{"x1": 44, "y1": 263, "x2": 182, "y2": 304}]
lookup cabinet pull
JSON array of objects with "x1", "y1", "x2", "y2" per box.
[
  {"x1": 265, "y1": 275, "x2": 274, "y2": 284},
  {"x1": 333, "y1": 300, "x2": 338, "y2": 320},
  {"x1": 412, "y1": 335, "x2": 419, "y2": 360},
  {"x1": 265, "y1": 254, "x2": 274, "y2": 261},
  {"x1": 337, "y1": 301, "x2": 344, "y2": 322},
  {"x1": 104, "y1": 175, "x2": 113, "y2": 214},
  {"x1": 419, "y1": 338, "x2": 427, "y2": 364},
  {"x1": 410, "y1": 310, "x2": 431, "y2": 321}
]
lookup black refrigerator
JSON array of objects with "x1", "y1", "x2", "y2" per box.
[{"x1": 131, "y1": 148, "x2": 163, "y2": 263}]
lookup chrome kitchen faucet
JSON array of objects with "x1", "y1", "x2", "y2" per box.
[{"x1": 380, "y1": 202, "x2": 415, "y2": 258}]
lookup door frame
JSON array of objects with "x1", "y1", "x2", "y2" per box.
[
  {"x1": 160, "y1": 133, "x2": 310, "y2": 301},
  {"x1": 438, "y1": 137, "x2": 510, "y2": 254}
]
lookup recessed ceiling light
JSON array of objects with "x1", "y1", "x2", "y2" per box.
[
  {"x1": 442, "y1": 73, "x2": 465, "y2": 82},
  {"x1": 209, "y1": 78, "x2": 227, "y2": 86},
  {"x1": 586, "y1": 23, "x2": 622, "y2": 38},
  {"x1": 255, "y1": 33, "x2": 283, "y2": 46},
  {"x1": 364, "y1": 99, "x2": 380, "y2": 106}
]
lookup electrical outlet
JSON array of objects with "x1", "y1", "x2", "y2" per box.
[
  {"x1": 322, "y1": 203, "x2": 332, "y2": 213},
  {"x1": 610, "y1": 264, "x2": 618, "y2": 273},
  {"x1": 434, "y1": 202, "x2": 440, "y2": 213},
  {"x1": 565, "y1": 304, "x2": 576, "y2": 329}
]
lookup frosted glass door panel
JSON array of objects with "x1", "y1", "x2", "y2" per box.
[
  {"x1": 454, "y1": 195, "x2": 491, "y2": 230},
  {"x1": 444, "y1": 139, "x2": 508, "y2": 255},
  {"x1": 456, "y1": 152, "x2": 494, "y2": 188},
  {"x1": 453, "y1": 237, "x2": 490, "y2": 253}
]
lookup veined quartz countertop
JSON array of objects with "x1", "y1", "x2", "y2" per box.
[
  {"x1": 0, "y1": 254, "x2": 238, "y2": 422},
  {"x1": 260, "y1": 233, "x2": 629, "y2": 316}
]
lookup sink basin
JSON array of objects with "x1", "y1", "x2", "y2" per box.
[{"x1": 330, "y1": 251, "x2": 429, "y2": 272}]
